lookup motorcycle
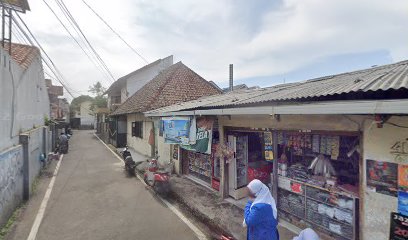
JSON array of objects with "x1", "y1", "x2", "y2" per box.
[
  {"x1": 143, "y1": 155, "x2": 172, "y2": 196},
  {"x1": 121, "y1": 146, "x2": 136, "y2": 176}
]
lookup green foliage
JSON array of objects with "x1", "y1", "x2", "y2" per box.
[
  {"x1": 88, "y1": 81, "x2": 106, "y2": 97},
  {"x1": 90, "y1": 95, "x2": 107, "y2": 111},
  {"x1": 69, "y1": 95, "x2": 93, "y2": 116},
  {"x1": 69, "y1": 82, "x2": 108, "y2": 117},
  {"x1": 0, "y1": 203, "x2": 25, "y2": 239}
]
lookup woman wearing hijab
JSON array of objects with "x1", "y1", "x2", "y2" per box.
[
  {"x1": 244, "y1": 179, "x2": 279, "y2": 240},
  {"x1": 293, "y1": 228, "x2": 319, "y2": 240}
]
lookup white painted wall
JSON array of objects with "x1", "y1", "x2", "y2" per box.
[
  {"x1": 361, "y1": 116, "x2": 408, "y2": 240},
  {"x1": 78, "y1": 101, "x2": 94, "y2": 126},
  {"x1": 126, "y1": 56, "x2": 173, "y2": 97},
  {"x1": 157, "y1": 134, "x2": 171, "y2": 162},
  {"x1": 127, "y1": 113, "x2": 153, "y2": 156},
  {"x1": 0, "y1": 47, "x2": 50, "y2": 152}
]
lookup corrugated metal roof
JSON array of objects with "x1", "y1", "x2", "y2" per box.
[{"x1": 146, "y1": 60, "x2": 408, "y2": 114}]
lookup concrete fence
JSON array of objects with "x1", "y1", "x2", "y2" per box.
[{"x1": 0, "y1": 125, "x2": 55, "y2": 227}]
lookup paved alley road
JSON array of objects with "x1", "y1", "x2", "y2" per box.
[{"x1": 12, "y1": 130, "x2": 199, "y2": 240}]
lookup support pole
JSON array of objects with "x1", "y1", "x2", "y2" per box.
[{"x1": 20, "y1": 134, "x2": 30, "y2": 200}]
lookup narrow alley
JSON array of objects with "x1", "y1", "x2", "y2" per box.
[{"x1": 5, "y1": 130, "x2": 202, "y2": 240}]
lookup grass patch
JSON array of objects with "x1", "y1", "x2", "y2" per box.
[
  {"x1": 0, "y1": 204, "x2": 25, "y2": 240},
  {"x1": 32, "y1": 176, "x2": 41, "y2": 194}
]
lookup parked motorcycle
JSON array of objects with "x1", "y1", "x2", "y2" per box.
[
  {"x1": 121, "y1": 146, "x2": 136, "y2": 176},
  {"x1": 143, "y1": 155, "x2": 172, "y2": 196}
]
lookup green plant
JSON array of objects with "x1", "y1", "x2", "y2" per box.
[
  {"x1": 0, "y1": 204, "x2": 25, "y2": 239},
  {"x1": 44, "y1": 115, "x2": 51, "y2": 126}
]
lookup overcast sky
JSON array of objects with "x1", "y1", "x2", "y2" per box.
[{"x1": 19, "y1": 0, "x2": 408, "y2": 99}]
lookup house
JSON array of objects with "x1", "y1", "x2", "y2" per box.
[
  {"x1": 105, "y1": 55, "x2": 173, "y2": 111},
  {"x1": 111, "y1": 61, "x2": 223, "y2": 159},
  {"x1": 222, "y1": 83, "x2": 259, "y2": 92},
  {"x1": 71, "y1": 100, "x2": 94, "y2": 129},
  {"x1": 103, "y1": 56, "x2": 173, "y2": 146},
  {"x1": 0, "y1": 43, "x2": 50, "y2": 150},
  {"x1": 0, "y1": 42, "x2": 52, "y2": 226},
  {"x1": 46, "y1": 79, "x2": 69, "y2": 123},
  {"x1": 145, "y1": 60, "x2": 408, "y2": 240}
]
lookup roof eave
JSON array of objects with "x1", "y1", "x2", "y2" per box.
[{"x1": 145, "y1": 99, "x2": 408, "y2": 117}]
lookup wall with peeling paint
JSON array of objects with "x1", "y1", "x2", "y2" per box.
[
  {"x1": 0, "y1": 145, "x2": 23, "y2": 227},
  {"x1": 362, "y1": 116, "x2": 408, "y2": 240}
]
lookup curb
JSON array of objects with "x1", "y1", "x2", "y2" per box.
[{"x1": 168, "y1": 183, "x2": 239, "y2": 240}]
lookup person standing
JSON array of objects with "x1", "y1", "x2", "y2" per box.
[
  {"x1": 244, "y1": 179, "x2": 279, "y2": 240},
  {"x1": 58, "y1": 132, "x2": 69, "y2": 154}
]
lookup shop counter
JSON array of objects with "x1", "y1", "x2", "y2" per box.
[{"x1": 277, "y1": 176, "x2": 358, "y2": 240}]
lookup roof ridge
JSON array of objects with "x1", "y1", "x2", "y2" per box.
[
  {"x1": 111, "y1": 62, "x2": 183, "y2": 115},
  {"x1": 144, "y1": 62, "x2": 184, "y2": 110}
]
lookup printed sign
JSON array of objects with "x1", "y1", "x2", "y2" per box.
[
  {"x1": 366, "y1": 159, "x2": 398, "y2": 197},
  {"x1": 390, "y1": 212, "x2": 408, "y2": 240},
  {"x1": 264, "y1": 132, "x2": 274, "y2": 161},
  {"x1": 399, "y1": 165, "x2": 408, "y2": 191},
  {"x1": 181, "y1": 117, "x2": 214, "y2": 154},
  {"x1": 162, "y1": 117, "x2": 190, "y2": 144},
  {"x1": 398, "y1": 191, "x2": 408, "y2": 217}
]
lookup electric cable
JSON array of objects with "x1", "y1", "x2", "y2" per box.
[
  {"x1": 14, "y1": 12, "x2": 76, "y2": 98},
  {"x1": 56, "y1": 0, "x2": 116, "y2": 82},
  {"x1": 81, "y1": 0, "x2": 149, "y2": 64},
  {"x1": 42, "y1": 0, "x2": 112, "y2": 85}
]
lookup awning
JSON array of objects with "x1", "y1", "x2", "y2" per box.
[{"x1": 145, "y1": 99, "x2": 408, "y2": 117}]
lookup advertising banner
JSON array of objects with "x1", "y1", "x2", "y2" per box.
[
  {"x1": 390, "y1": 212, "x2": 408, "y2": 240},
  {"x1": 366, "y1": 159, "x2": 398, "y2": 197},
  {"x1": 162, "y1": 117, "x2": 190, "y2": 145},
  {"x1": 181, "y1": 117, "x2": 214, "y2": 154}
]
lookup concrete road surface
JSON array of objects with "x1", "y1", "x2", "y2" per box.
[{"x1": 6, "y1": 130, "x2": 200, "y2": 240}]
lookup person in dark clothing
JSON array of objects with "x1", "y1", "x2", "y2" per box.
[{"x1": 58, "y1": 132, "x2": 69, "y2": 154}]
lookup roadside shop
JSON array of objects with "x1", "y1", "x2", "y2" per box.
[
  {"x1": 162, "y1": 116, "x2": 221, "y2": 191},
  {"x1": 218, "y1": 114, "x2": 364, "y2": 240}
]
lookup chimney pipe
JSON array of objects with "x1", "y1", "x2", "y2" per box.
[{"x1": 229, "y1": 64, "x2": 233, "y2": 92}]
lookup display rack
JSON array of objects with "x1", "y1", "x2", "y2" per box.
[
  {"x1": 188, "y1": 151, "x2": 211, "y2": 181},
  {"x1": 278, "y1": 176, "x2": 358, "y2": 240}
]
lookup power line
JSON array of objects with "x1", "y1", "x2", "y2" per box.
[
  {"x1": 56, "y1": 0, "x2": 116, "y2": 82},
  {"x1": 51, "y1": 0, "x2": 112, "y2": 84},
  {"x1": 81, "y1": 0, "x2": 149, "y2": 64},
  {"x1": 41, "y1": 0, "x2": 112, "y2": 85},
  {"x1": 13, "y1": 12, "x2": 76, "y2": 98}
]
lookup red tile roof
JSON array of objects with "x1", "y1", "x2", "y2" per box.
[
  {"x1": 111, "y1": 62, "x2": 222, "y2": 115},
  {"x1": 2, "y1": 43, "x2": 40, "y2": 69}
]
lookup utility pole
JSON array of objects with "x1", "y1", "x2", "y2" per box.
[{"x1": 0, "y1": 0, "x2": 30, "y2": 53}]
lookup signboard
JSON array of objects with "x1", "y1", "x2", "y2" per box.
[
  {"x1": 162, "y1": 117, "x2": 190, "y2": 145},
  {"x1": 181, "y1": 117, "x2": 214, "y2": 154},
  {"x1": 366, "y1": 159, "x2": 398, "y2": 197},
  {"x1": 390, "y1": 212, "x2": 408, "y2": 240},
  {"x1": 398, "y1": 191, "x2": 408, "y2": 216},
  {"x1": 263, "y1": 132, "x2": 274, "y2": 160},
  {"x1": 0, "y1": 0, "x2": 30, "y2": 12},
  {"x1": 399, "y1": 165, "x2": 408, "y2": 191}
]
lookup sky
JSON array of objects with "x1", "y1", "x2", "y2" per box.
[{"x1": 17, "y1": 0, "x2": 408, "y2": 99}]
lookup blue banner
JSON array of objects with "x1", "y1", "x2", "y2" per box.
[{"x1": 163, "y1": 117, "x2": 190, "y2": 144}]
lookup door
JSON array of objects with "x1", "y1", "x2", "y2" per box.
[
  {"x1": 236, "y1": 136, "x2": 248, "y2": 189},
  {"x1": 227, "y1": 135, "x2": 236, "y2": 196}
]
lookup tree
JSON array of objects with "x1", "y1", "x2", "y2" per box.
[
  {"x1": 88, "y1": 81, "x2": 106, "y2": 97},
  {"x1": 70, "y1": 95, "x2": 93, "y2": 117},
  {"x1": 88, "y1": 82, "x2": 107, "y2": 112}
]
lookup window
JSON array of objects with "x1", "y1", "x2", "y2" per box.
[
  {"x1": 132, "y1": 121, "x2": 143, "y2": 138},
  {"x1": 111, "y1": 96, "x2": 121, "y2": 104}
]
